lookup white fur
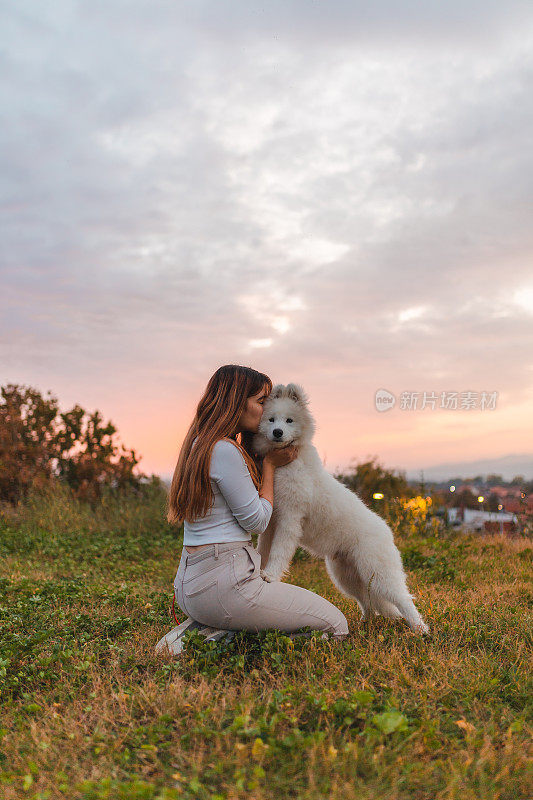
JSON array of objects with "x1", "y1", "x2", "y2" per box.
[{"x1": 253, "y1": 383, "x2": 429, "y2": 635}]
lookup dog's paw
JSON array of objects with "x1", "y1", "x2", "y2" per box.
[
  {"x1": 415, "y1": 622, "x2": 431, "y2": 637},
  {"x1": 260, "y1": 569, "x2": 276, "y2": 583},
  {"x1": 408, "y1": 619, "x2": 430, "y2": 636}
]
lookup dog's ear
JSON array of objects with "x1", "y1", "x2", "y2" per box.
[
  {"x1": 286, "y1": 383, "x2": 309, "y2": 405},
  {"x1": 270, "y1": 383, "x2": 285, "y2": 399}
]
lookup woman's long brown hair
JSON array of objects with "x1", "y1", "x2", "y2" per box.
[{"x1": 166, "y1": 365, "x2": 272, "y2": 525}]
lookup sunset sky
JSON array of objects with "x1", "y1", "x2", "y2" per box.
[{"x1": 2, "y1": 1, "x2": 533, "y2": 482}]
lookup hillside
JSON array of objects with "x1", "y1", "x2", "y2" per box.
[{"x1": 0, "y1": 484, "x2": 531, "y2": 799}]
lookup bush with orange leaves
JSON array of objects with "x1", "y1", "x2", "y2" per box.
[{"x1": 0, "y1": 383, "x2": 146, "y2": 505}]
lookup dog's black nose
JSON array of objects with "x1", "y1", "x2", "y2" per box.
[{"x1": 272, "y1": 428, "x2": 283, "y2": 439}]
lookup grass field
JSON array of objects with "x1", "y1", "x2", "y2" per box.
[{"x1": 0, "y1": 483, "x2": 531, "y2": 800}]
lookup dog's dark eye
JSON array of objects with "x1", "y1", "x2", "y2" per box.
[
  {"x1": 286, "y1": 418, "x2": 293, "y2": 424},
  {"x1": 269, "y1": 417, "x2": 274, "y2": 422}
]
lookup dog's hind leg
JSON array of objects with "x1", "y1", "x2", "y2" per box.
[
  {"x1": 370, "y1": 595, "x2": 403, "y2": 620},
  {"x1": 325, "y1": 553, "x2": 375, "y2": 622},
  {"x1": 364, "y1": 573, "x2": 429, "y2": 634},
  {"x1": 389, "y1": 595, "x2": 429, "y2": 634},
  {"x1": 354, "y1": 533, "x2": 429, "y2": 635},
  {"x1": 371, "y1": 566, "x2": 429, "y2": 634}
]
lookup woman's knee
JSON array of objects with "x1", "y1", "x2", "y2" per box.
[
  {"x1": 307, "y1": 592, "x2": 349, "y2": 637},
  {"x1": 278, "y1": 584, "x2": 349, "y2": 637},
  {"x1": 326, "y1": 608, "x2": 349, "y2": 637},
  {"x1": 332, "y1": 612, "x2": 349, "y2": 637}
]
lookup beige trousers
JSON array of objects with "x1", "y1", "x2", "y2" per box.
[{"x1": 173, "y1": 540, "x2": 348, "y2": 637}]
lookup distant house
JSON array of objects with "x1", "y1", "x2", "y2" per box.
[
  {"x1": 480, "y1": 487, "x2": 532, "y2": 515},
  {"x1": 454, "y1": 484, "x2": 480, "y2": 496},
  {"x1": 488, "y1": 486, "x2": 524, "y2": 500},
  {"x1": 447, "y1": 506, "x2": 518, "y2": 534},
  {"x1": 448, "y1": 485, "x2": 531, "y2": 516},
  {"x1": 500, "y1": 495, "x2": 533, "y2": 514}
]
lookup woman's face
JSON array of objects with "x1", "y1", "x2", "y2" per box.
[{"x1": 236, "y1": 385, "x2": 270, "y2": 434}]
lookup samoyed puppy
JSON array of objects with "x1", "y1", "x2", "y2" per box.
[{"x1": 252, "y1": 383, "x2": 429, "y2": 635}]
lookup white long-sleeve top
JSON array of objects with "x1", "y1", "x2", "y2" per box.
[{"x1": 181, "y1": 438, "x2": 273, "y2": 546}]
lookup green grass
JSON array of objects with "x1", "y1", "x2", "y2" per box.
[{"x1": 0, "y1": 483, "x2": 531, "y2": 800}]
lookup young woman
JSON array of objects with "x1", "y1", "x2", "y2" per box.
[{"x1": 164, "y1": 364, "x2": 348, "y2": 643}]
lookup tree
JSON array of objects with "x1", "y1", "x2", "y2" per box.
[
  {"x1": 54, "y1": 405, "x2": 144, "y2": 502},
  {"x1": 0, "y1": 384, "x2": 58, "y2": 503},
  {"x1": 487, "y1": 493, "x2": 501, "y2": 512},
  {"x1": 450, "y1": 487, "x2": 478, "y2": 509},
  {"x1": 0, "y1": 383, "x2": 146, "y2": 504},
  {"x1": 334, "y1": 455, "x2": 411, "y2": 506}
]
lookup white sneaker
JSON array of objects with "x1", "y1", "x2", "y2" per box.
[
  {"x1": 155, "y1": 618, "x2": 202, "y2": 656},
  {"x1": 155, "y1": 618, "x2": 235, "y2": 656},
  {"x1": 198, "y1": 626, "x2": 237, "y2": 644}
]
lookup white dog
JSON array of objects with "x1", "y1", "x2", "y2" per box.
[{"x1": 252, "y1": 383, "x2": 429, "y2": 635}]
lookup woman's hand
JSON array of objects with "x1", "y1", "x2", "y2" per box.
[{"x1": 264, "y1": 444, "x2": 299, "y2": 468}]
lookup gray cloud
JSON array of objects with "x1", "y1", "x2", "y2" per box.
[{"x1": 1, "y1": 1, "x2": 533, "y2": 473}]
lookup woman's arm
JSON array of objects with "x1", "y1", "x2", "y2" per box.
[
  {"x1": 211, "y1": 440, "x2": 273, "y2": 534},
  {"x1": 210, "y1": 440, "x2": 299, "y2": 535},
  {"x1": 259, "y1": 445, "x2": 300, "y2": 505},
  {"x1": 259, "y1": 459, "x2": 275, "y2": 507}
]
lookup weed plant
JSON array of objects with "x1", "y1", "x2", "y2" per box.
[{"x1": 0, "y1": 483, "x2": 531, "y2": 799}]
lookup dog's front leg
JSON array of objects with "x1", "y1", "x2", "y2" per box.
[
  {"x1": 257, "y1": 516, "x2": 276, "y2": 569},
  {"x1": 261, "y1": 513, "x2": 303, "y2": 582}
]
